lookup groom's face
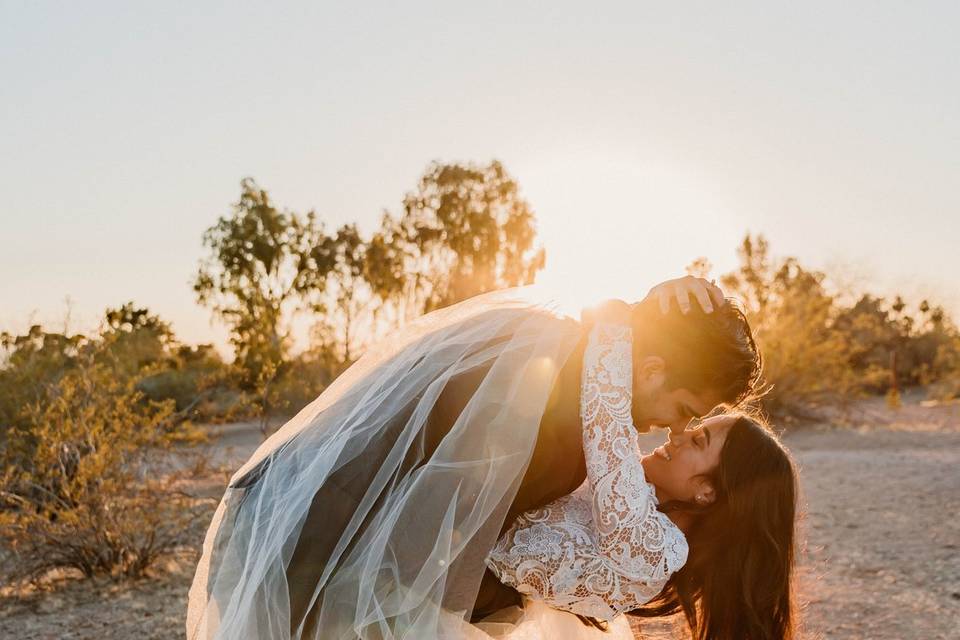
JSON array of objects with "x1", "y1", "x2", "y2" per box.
[{"x1": 630, "y1": 354, "x2": 721, "y2": 434}]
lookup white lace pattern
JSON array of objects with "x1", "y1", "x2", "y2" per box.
[{"x1": 485, "y1": 323, "x2": 688, "y2": 621}]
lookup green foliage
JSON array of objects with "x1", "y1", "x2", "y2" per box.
[
  {"x1": 717, "y1": 234, "x2": 960, "y2": 417},
  {"x1": 0, "y1": 341, "x2": 204, "y2": 583},
  {"x1": 832, "y1": 295, "x2": 900, "y2": 391},
  {"x1": 398, "y1": 160, "x2": 545, "y2": 312},
  {"x1": 98, "y1": 302, "x2": 178, "y2": 377},
  {"x1": 189, "y1": 162, "x2": 547, "y2": 426},
  {"x1": 268, "y1": 352, "x2": 334, "y2": 418},
  {"x1": 304, "y1": 160, "x2": 547, "y2": 374},
  {"x1": 0, "y1": 326, "x2": 87, "y2": 436},
  {"x1": 928, "y1": 338, "x2": 960, "y2": 400},
  {"x1": 0, "y1": 304, "x2": 226, "y2": 583},
  {"x1": 721, "y1": 236, "x2": 857, "y2": 416},
  {"x1": 309, "y1": 223, "x2": 377, "y2": 365},
  {"x1": 193, "y1": 178, "x2": 335, "y2": 388},
  {"x1": 833, "y1": 294, "x2": 960, "y2": 394},
  {"x1": 0, "y1": 303, "x2": 234, "y2": 438}
]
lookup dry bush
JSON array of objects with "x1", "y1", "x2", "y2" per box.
[
  {"x1": 0, "y1": 349, "x2": 208, "y2": 585},
  {"x1": 717, "y1": 235, "x2": 960, "y2": 418},
  {"x1": 720, "y1": 237, "x2": 858, "y2": 418},
  {"x1": 927, "y1": 336, "x2": 960, "y2": 401},
  {"x1": 0, "y1": 473, "x2": 206, "y2": 582}
]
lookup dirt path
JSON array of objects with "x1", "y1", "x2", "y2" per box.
[
  {"x1": 632, "y1": 399, "x2": 960, "y2": 640},
  {"x1": 788, "y1": 426, "x2": 960, "y2": 639},
  {"x1": 3, "y1": 402, "x2": 959, "y2": 639}
]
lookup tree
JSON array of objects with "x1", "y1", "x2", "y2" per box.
[
  {"x1": 832, "y1": 294, "x2": 900, "y2": 392},
  {"x1": 300, "y1": 160, "x2": 548, "y2": 377},
  {"x1": 364, "y1": 212, "x2": 413, "y2": 326},
  {"x1": 98, "y1": 302, "x2": 178, "y2": 377},
  {"x1": 313, "y1": 224, "x2": 371, "y2": 365},
  {"x1": 721, "y1": 235, "x2": 855, "y2": 416},
  {"x1": 193, "y1": 178, "x2": 335, "y2": 387},
  {"x1": 397, "y1": 160, "x2": 545, "y2": 312}
]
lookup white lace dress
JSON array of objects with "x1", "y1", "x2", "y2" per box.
[{"x1": 484, "y1": 323, "x2": 689, "y2": 624}]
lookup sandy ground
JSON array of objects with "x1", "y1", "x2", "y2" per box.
[
  {"x1": 633, "y1": 393, "x2": 960, "y2": 640},
  {"x1": 2, "y1": 396, "x2": 958, "y2": 640}
]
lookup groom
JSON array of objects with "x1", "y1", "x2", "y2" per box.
[{"x1": 236, "y1": 276, "x2": 763, "y2": 632}]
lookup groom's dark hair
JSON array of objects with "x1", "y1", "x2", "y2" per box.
[{"x1": 631, "y1": 297, "x2": 763, "y2": 406}]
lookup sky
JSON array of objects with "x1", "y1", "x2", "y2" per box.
[{"x1": 2, "y1": 1, "x2": 958, "y2": 359}]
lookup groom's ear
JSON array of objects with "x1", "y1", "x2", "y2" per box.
[{"x1": 636, "y1": 356, "x2": 667, "y2": 392}]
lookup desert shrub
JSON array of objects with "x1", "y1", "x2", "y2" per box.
[
  {"x1": 135, "y1": 342, "x2": 243, "y2": 425},
  {"x1": 98, "y1": 302, "x2": 178, "y2": 377},
  {"x1": 832, "y1": 295, "x2": 901, "y2": 393},
  {"x1": 717, "y1": 235, "x2": 959, "y2": 417},
  {"x1": 927, "y1": 334, "x2": 960, "y2": 401},
  {"x1": 720, "y1": 236, "x2": 858, "y2": 417},
  {"x1": 909, "y1": 306, "x2": 960, "y2": 395},
  {"x1": 270, "y1": 353, "x2": 338, "y2": 417},
  {"x1": 0, "y1": 326, "x2": 87, "y2": 438},
  {"x1": 1, "y1": 471, "x2": 205, "y2": 582},
  {"x1": 0, "y1": 328, "x2": 207, "y2": 584},
  {"x1": 99, "y1": 304, "x2": 239, "y2": 424},
  {"x1": 833, "y1": 294, "x2": 960, "y2": 396}
]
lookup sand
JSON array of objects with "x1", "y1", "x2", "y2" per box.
[{"x1": 2, "y1": 397, "x2": 958, "y2": 639}]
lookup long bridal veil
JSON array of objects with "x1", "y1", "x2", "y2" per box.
[{"x1": 186, "y1": 287, "x2": 585, "y2": 639}]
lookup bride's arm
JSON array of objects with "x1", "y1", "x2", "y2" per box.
[{"x1": 579, "y1": 323, "x2": 685, "y2": 578}]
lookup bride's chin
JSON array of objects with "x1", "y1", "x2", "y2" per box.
[{"x1": 641, "y1": 453, "x2": 668, "y2": 483}]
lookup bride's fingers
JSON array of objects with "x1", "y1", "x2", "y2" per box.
[
  {"x1": 674, "y1": 284, "x2": 692, "y2": 314},
  {"x1": 690, "y1": 283, "x2": 714, "y2": 314},
  {"x1": 652, "y1": 277, "x2": 723, "y2": 315},
  {"x1": 707, "y1": 280, "x2": 726, "y2": 308},
  {"x1": 658, "y1": 287, "x2": 671, "y2": 315}
]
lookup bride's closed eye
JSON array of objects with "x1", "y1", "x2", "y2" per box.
[{"x1": 693, "y1": 430, "x2": 707, "y2": 449}]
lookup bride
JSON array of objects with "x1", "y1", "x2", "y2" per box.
[{"x1": 186, "y1": 277, "x2": 798, "y2": 639}]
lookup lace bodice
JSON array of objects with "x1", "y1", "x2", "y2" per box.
[{"x1": 485, "y1": 323, "x2": 688, "y2": 621}]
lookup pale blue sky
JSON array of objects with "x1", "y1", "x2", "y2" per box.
[{"x1": 2, "y1": 1, "x2": 958, "y2": 358}]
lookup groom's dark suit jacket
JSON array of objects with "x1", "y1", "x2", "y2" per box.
[{"x1": 227, "y1": 331, "x2": 589, "y2": 635}]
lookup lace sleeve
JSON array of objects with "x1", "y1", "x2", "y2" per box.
[
  {"x1": 579, "y1": 323, "x2": 686, "y2": 578},
  {"x1": 485, "y1": 323, "x2": 688, "y2": 620}
]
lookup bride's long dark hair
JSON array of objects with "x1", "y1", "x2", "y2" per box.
[{"x1": 633, "y1": 414, "x2": 799, "y2": 640}]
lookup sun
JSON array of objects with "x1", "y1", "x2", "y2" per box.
[{"x1": 518, "y1": 146, "x2": 739, "y2": 313}]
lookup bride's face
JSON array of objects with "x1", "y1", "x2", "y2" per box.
[{"x1": 641, "y1": 415, "x2": 735, "y2": 505}]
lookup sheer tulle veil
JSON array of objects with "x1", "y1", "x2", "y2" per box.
[{"x1": 186, "y1": 286, "x2": 587, "y2": 639}]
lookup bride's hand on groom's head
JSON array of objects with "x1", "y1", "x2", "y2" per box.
[
  {"x1": 646, "y1": 275, "x2": 725, "y2": 315},
  {"x1": 579, "y1": 275, "x2": 725, "y2": 326}
]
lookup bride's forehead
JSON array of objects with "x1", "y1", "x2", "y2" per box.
[{"x1": 699, "y1": 414, "x2": 736, "y2": 431}]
